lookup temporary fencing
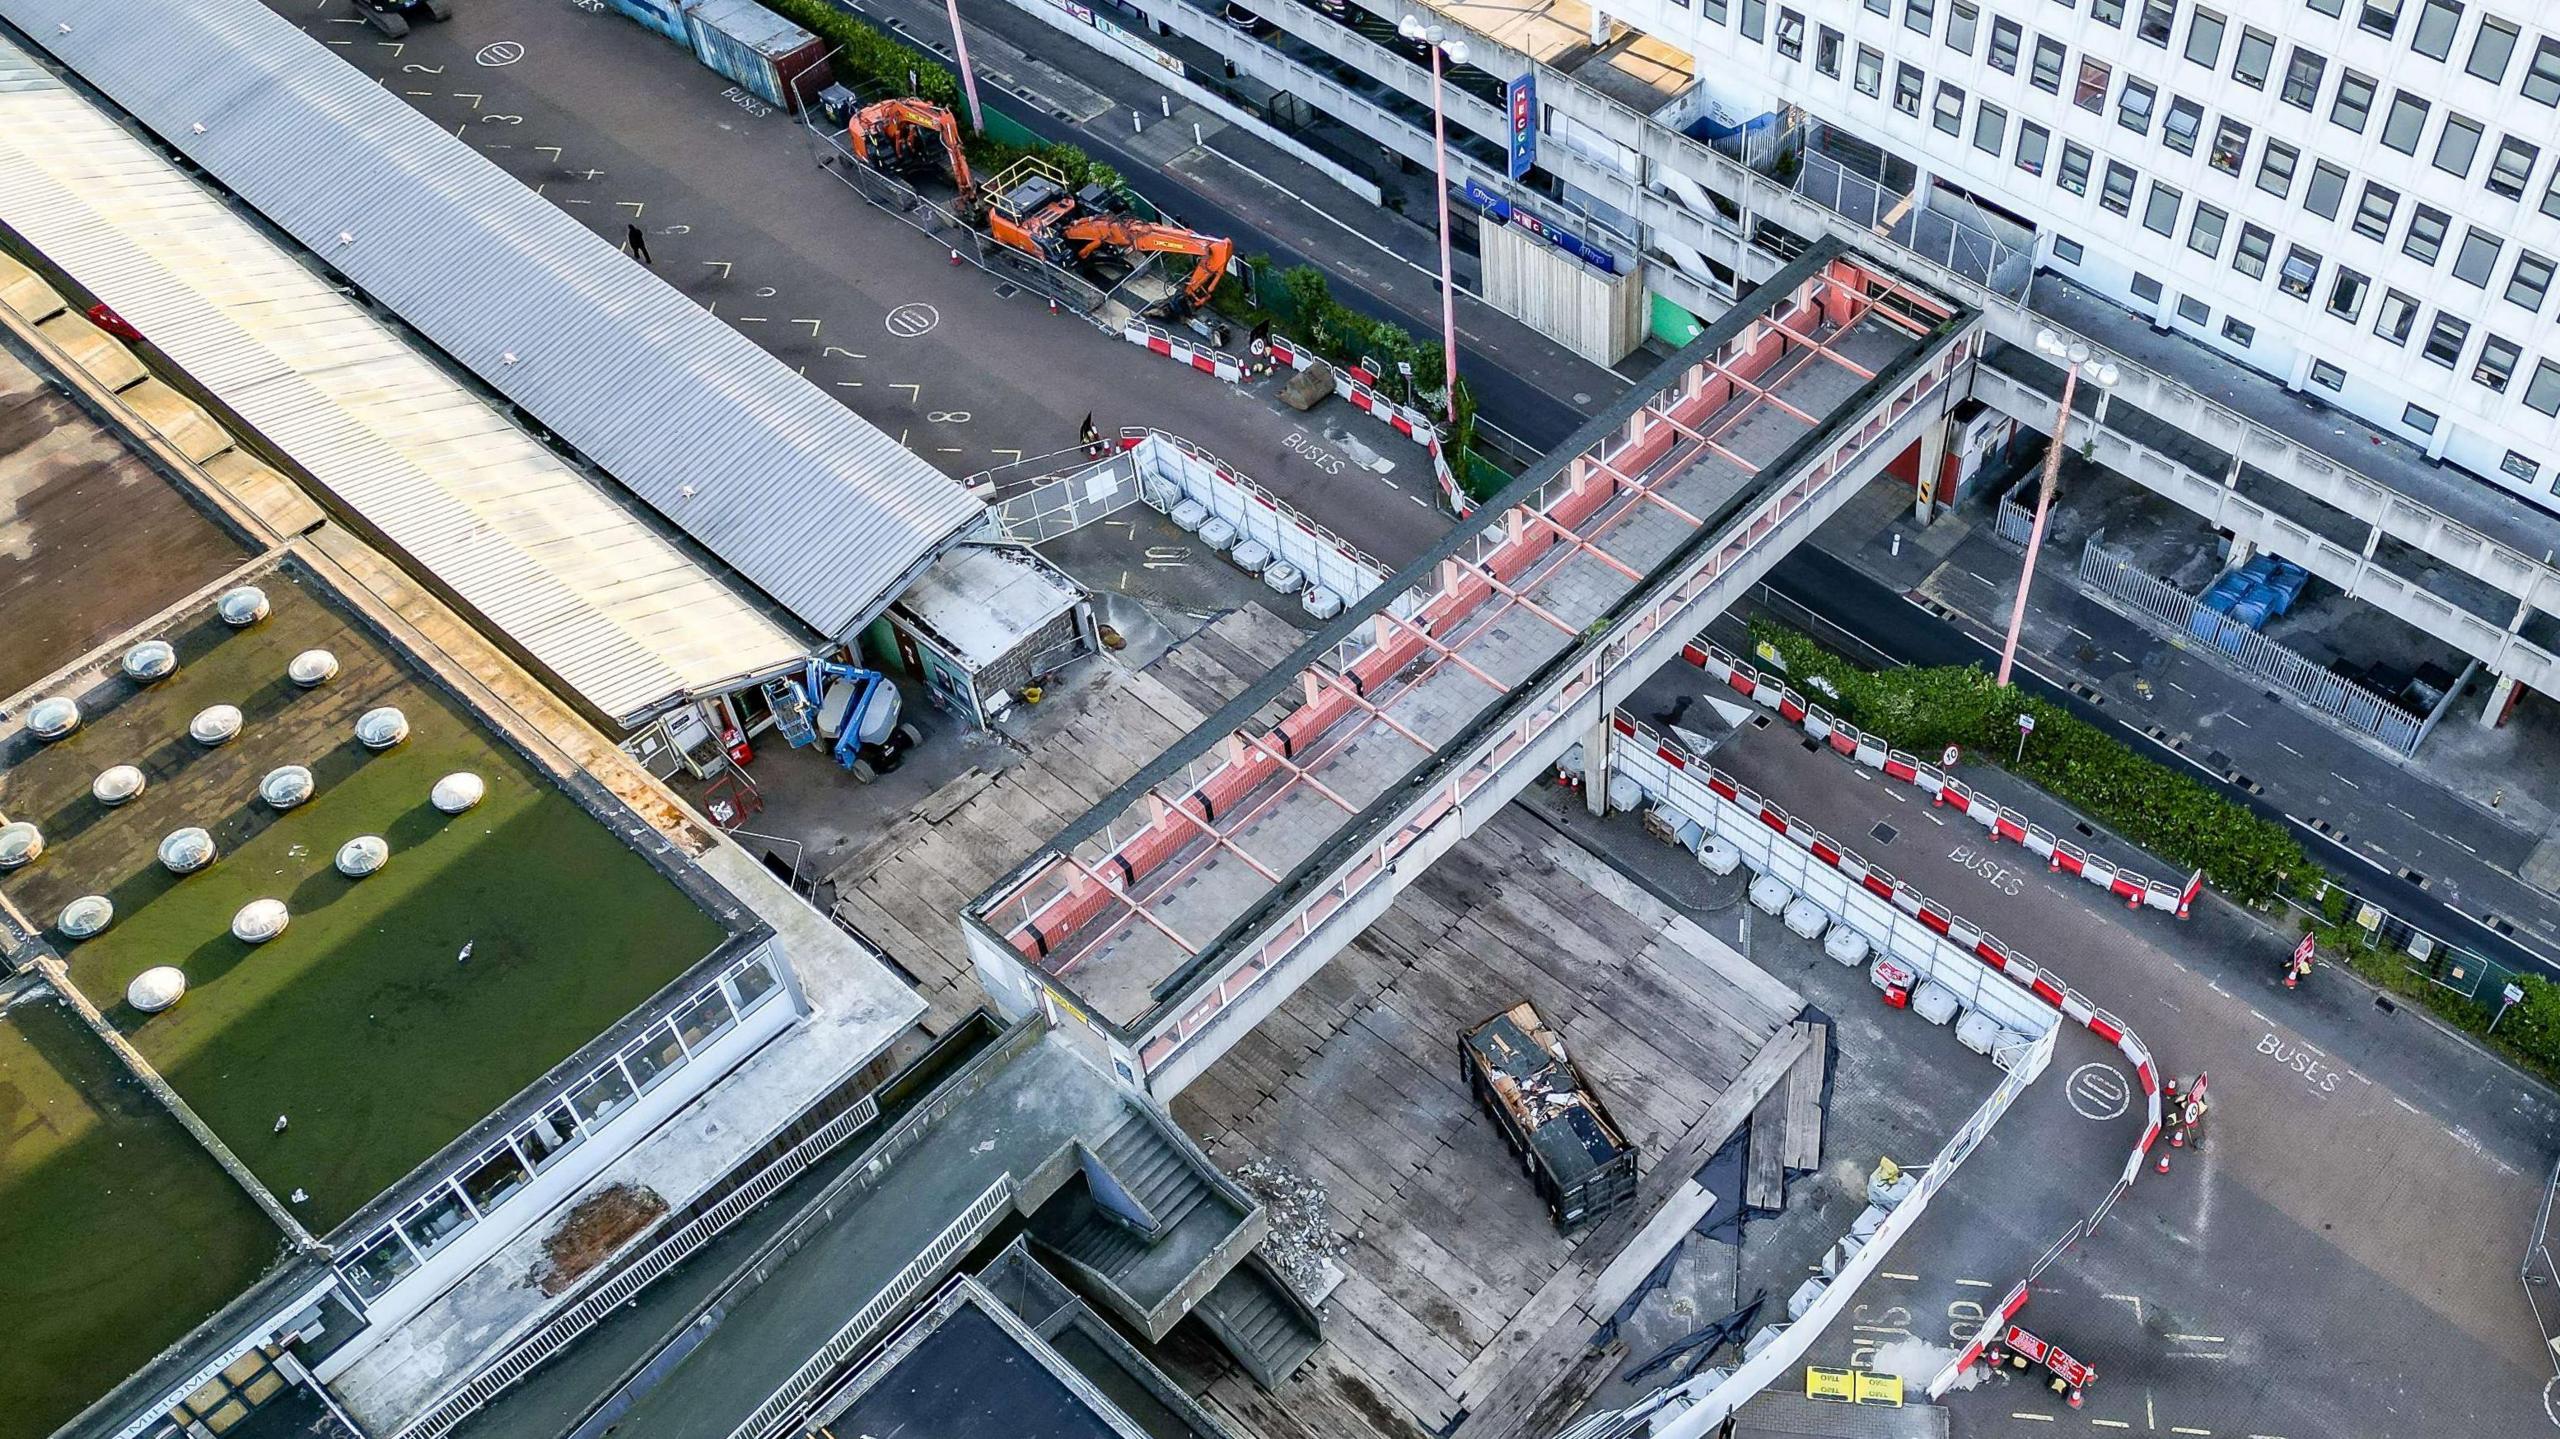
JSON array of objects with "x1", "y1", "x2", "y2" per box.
[{"x1": 1684, "y1": 642, "x2": 2206, "y2": 920}]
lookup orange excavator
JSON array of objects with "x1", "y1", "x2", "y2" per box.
[
  {"x1": 983, "y1": 165, "x2": 1234, "y2": 313},
  {"x1": 847, "y1": 98, "x2": 976, "y2": 210}
]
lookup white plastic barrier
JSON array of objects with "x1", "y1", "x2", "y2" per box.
[{"x1": 1127, "y1": 432, "x2": 1398, "y2": 608}]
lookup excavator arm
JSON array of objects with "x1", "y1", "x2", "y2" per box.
[
  {"x1": 848, "y1": 99, "x2": 975, "y2": 210},
  {"x1": 1057, "y1": 217, "x2": 1235, "y2": 311}
]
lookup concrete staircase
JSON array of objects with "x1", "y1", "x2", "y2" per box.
[
  {"x1": 1030, "y1": 1110, "x2": 1266, "y2": 1343},
  {"x1": 1193, "y1": 1255, "x2": 1322, "y2": 1390}
]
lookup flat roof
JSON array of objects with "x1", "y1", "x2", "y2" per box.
[
  {"x1": 0, "y1": 980, "x2": 287, "y2": 1439},
  {"x1": 829, "y1": 1292, "x2": 1133, "y2": 1439},
  {"x1": 894, "y1": 545, "x2": 1084, "y2": 669},
  {"x1": 0, "y1": 40, "x2": 819, "y2": 726},
  {"x1": 0, "y1": 0, "x2": 983, "y2": 645},
  {"x1": 0, "y1": 340, "x2": 251, "y2": 698},
  {"x1": 0, "y1": 563, "x2": 736, "y2": 1232}
]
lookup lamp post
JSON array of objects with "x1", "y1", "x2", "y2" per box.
[
  {"x1": 1399, "y1": 15, "x2": 1466, "y2": 425},
  {"x1": 1993, "y1": 330, "x2": 2118, "y2": 689},
  {"x1": 947, "y1": 0, "x2": 984, "y2": 134}
]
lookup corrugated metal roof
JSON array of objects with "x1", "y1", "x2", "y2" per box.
[
  {"x1": 0, "y1": 39, "x2": 819, "y2": 726},
  {"x1": 0, "y1": 0, "x2": 983, "y2": 639}
]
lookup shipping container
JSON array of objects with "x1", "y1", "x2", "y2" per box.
[
  {"x1": 684, "y1": 0, "x2": 834, "y2": 112},
  {"x1": 1461, "y1": 1002, "x2": 1639, "y2": 1231},
  {"x1": 610, "y1": 0, "x2": 691, "y2": 44}
]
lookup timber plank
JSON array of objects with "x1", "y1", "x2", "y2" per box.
[
  {"x1": 1781, "y1": 1021, "x2": 1829, "y2": 1172},
  {"x1": 1745, "y1": 1087, "x2": 1788, "y2": 1211}
]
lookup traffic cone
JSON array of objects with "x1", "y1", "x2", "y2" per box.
[
  {"x1": 949, "y1": 248, "x2": 963, "y2": 266},
  {"x1": 2284, "y1": 969, "x2": 2298, "y2": 990},
  {"x1": 2170, "y1": 1126, "x2": 2185, "y2": 1148},
  {"x1": 2067, "y1": 1388, "x2": 2085, "y2": 1410},
  {"x1": 2156, "y1": 1150, "x2": 2172, "y2": 1174}
]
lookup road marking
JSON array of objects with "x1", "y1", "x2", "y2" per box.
[
  {"x1": 2250, "y1": 1009, "x2": 2271, "y2": 1024},
  {"x1": 474, "y1": 41, "x2": 525, "y2": 67},
  {"x1": 454, "y1": 91, "x2": 483, "y2": 108},
  {"x1": 2067, "y1": 1062, "x2": 2131, "y2": 1120},
  {"x1": 834, "y1": 380, "x2": 862, "y2": 388},
  {"x1": 2225, "y1": 713, "x2": 2249, "y2": 728},
  {"x1": 405, "y1": 89, "x2": 436, "y2": 97},
  {"x1": 1880, "y1": 1271, "x2": 1919, "y2": 1281},
  {"x1": 2333, "y1": 772, "x2": 2360, "y2": 789},
  {"x1": 2207, "y1": 980, "x2": 2228, "y2": 996},
  {"x1": 537, "y1": 145, "x2": 563, "y2": 160},
  {"x1": 2172, "y1": 1428, "x2": 2212, "y2": 1436},
  {"x1": 1927, "y1": 812, "x2": 1945, "y2": 824},
  {"x1": 2277, "y1": 741, "x2": 2303, "y2": 756},
  {"x1": 703, "y1": 261, "x2": 733, "y2": 279},
  {"x1": 936, "y1": 446, "x2": 963, "y2": 453},
  {"x1": 893, "y1": 383, "x2": 922, "y2": 401},
  {"x1": 1954, "y1": 1278, "x2": 1995, "y2": 1288},
  {"x1": 378, "y1": 41, "x2": 406, "y2": 56},
  {"x1": 2394, "y1": 1096, "x2": 2421, "y2": 1114},
  {"x1": 2167, "y1": 680, "x2": 2193, "y2": 696},
  {"x1": 2157, "y1": 996, "x2": 2181, "y2": 1012},
  {"x1": 1412, "y1": 495, "x2": 1431, "y2": 507},
  {"x1": 2092, "y1": 1423, "x2": 2129, "y2": 1431},
  {"x1": 2112, "y1": 650, "x2": 2133, "y2": 663},
  {"x1": 822, "y1": 345, "x2": 864, "y2": 359},
  {"x1": 995, "y1": 448, "x2": 1024, "y2": 462},
  {"x1": 2453, "y1": 837, "x2": 2478, "y2": 854},
  {"x1": 795, "y1": 319, "x2": 822, "y2": 336},
  {"x1": 2166, "y1": 1334, "x2": 2224, "y2": 1343},
  {"x1": 735, "y1": 315, "x2": 769, "y2": 323},
  {"x1": 2012, "y1": 1416, "x2": 2055, "y2": 1425},
  {"x1": 618, "y1": 201, "x2": 645, "y2": 217},
  {"x1": 1965, "y1": 569, "x2": 1996, "y2": 587},
  {"x1": 885, "y1": 302, "x2": 940, "y2": 338}
]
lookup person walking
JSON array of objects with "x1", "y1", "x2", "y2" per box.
[{"x1": 624, "y1": 223, "x2": 652, "y2": 266}]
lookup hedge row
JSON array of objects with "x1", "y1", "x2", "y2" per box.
[
  {"x1": 1746, "y1": 621, "x2": 2310, "y2": 905},
  {"x1": 2298, "y1": 910, "x2": 2560, "y2": 1087}
]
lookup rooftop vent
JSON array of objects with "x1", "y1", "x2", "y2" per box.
[
  {"x1": 128, "y1": 966, "x2": 188, "y2": 1013},
  {"x1": 58, "y1": 895, "x2": 113, "y2": 939},
  {"x1": 336, "y1": 835, "x2": 389, "y2": 878},
  {"x1": 158, "y1": 826, "x2": 217, "y2": 874},
  {"x1": 288, "y1": 649, "x2": 340, "y2": 688},
  {"x1": 260, "y1": 765, "x2": 316, "y2": 810},
  {"x1": 92, "y1": 765, "x2": 147, "y2": 807},
  {"x1": 217, "y1": 586, "x2": 271, "y2": 627},
  {"x1": 355, "y1": 707, "x2": 410, "y2": 750},
  {"x1": 28, "y1": 696, "x2": 82, "y2": 740},
  {"x1": 431, "y1": 772, "x2": 486, "y2": 814},
  {"x1": 232, "y1": 898, "x2": 290, "y2": 944},
  {"x1": 190, "y1": 704, "x2": 243, "y2": 746},
  {"x1": 0, "y1": 821, "x2": 43, "y2": 870},
  {"x1": 123, "y1": 639, "x2": 178, "y2": 683}
]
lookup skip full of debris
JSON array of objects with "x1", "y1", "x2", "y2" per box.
[{"x1": 1233, "y1": 1156, "x2": 1351, "y2": 1301}]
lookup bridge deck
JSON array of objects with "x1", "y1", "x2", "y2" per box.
[{"x1": 983, "y1": 254, "x2": 1938, "y2": 1033}]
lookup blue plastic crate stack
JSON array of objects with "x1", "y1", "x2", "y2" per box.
[{"x1": 2192, "y1": 555, "x2": 2308, "y2": 648}]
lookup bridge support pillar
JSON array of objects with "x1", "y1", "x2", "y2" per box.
[
  {"x1": 1583, "y1": 707, "x2": 1614, "y2": 817},
  {"x1": 2482, "y1": 672, "x2": 2522, "y2": 729},
  {"x1": 1912, "y1": 410, "x2": 1951, "y2": 525}
]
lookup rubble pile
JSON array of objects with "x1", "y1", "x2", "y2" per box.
[{"x1": 1234, "y1": 1156, "x2": 1350, "y2": 1297}]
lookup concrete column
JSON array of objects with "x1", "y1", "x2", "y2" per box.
[
  {"x1": 1583, "y1": 708, "x2": 1613, "y2": 817},
  {"x1": 2225, "y1": 534, "x2": 2257, "y2": 568},
  {"x1": 2425, "y1": 418, "x2": 2455, "y2": 463},
  {"x1": 1911, "y1": 410, "x2": 1951, "y2": 525},
  {"x1": 1589, "y1": 6, "x2": 1610, "y2": 46},
  {"x1": 2482, "y1": 673, "x2": 2522, "y2": 728}
]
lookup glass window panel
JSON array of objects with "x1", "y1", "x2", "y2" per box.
[
  {"x1": 2304, "y1": 160, "x2": 2348, "y2": 219},
  {"x1": 2500, "y1": 452, "x2": 2539, "y2": 484},
  {"x1": 2058, "y1": 141, "x2": 2093, "y2": 194},
  {"x1": 2076, "y1": 57, "x2": 2111, "y2": 112},
  {"x1": 2531, "y1": 39, "x2": 2560, "y2": 106},
  {"x1": 1946, "y1": 1, "x2": 1978, "y2": 52},
  {"x1": 1778, "y1": 8, "x2": 1806, "y2": 57},
  {"x1": 2410, "y1": 0, "x2": 2459, "y2": 59},
  {"x1": 2187, "y1": 202, "x2": 2227, "y2": 256},
  {"x1": 2233, "y1": 27, "x2": 2273, "y2": 86},
  {"x1": 2137, "y1": 0, "x2": 2174, "y2": 46},
  {"x1": 2380, "y1": 92, "x2": 2429, "y2": 154},
  {"x1": 2221, "y1": 317, "x2": 2255, "y2": 346},
  {"x1": 2177, "y1": 294, "x2": 2210, "y2": 326},
  {"x1": 1894, "y1": 62, "x2": 1924, "y2": 115},
  {"x1": 2359, "y1": 1, "x2": 2401, "y2": 39},
  {"x1": 2101, "y1": 160, "x2": 2138, "y2": 214},
  {"x1": 2234, "y1": 223, "x2": 2273, "y2": 278},
  {"x1": 1855, "y1": 45, "x2": 1884, "y2": 96},
  {"x1": 400, "y1": 1185, "x2": 474, "y2": 1256},
  {"x1": 2277, "y1": 246, "x2": 2321, "y2": 299},
  {"x1": 1973, "y1": 99, "x2": 2006, "y2": 153},
  {"x1": 2375, "y1": 289, "x2": 2420, "y2": 342},
  {"x1": 1817, "y1": 25, "x2": 1843, "y2": 75},
  {"x1": 2506, "y1": 251, "x2": 2554, "y2": 314},
  {"x1": 1933, "y1": 81, "x2": 1966, "y2": 135},
  {"x1": 2143, "y1": 181, "x2": 2182, "y2": 235},
  {"x1": 2433, "y1": 113, "x2": 2483, "y2": 176},
  {"x1": 461, "y1": 1142, "x2": 533, "y2": 1215},
  {"x1": 675, "y1": 985, "x2": 737, "y2": 1053},
  {"x1": 2118, "y1": 77, "x2": 2157, "y2": 133},
  {"x1": 570, "y1": 1062, "x2": 639, "y2": 1126},
  {"x1": 2310, "y1": 360, "x2": 2346, "y2": 392},
  {"x1": 1990, "y1": 16, "x2": 2021, "y2": 71},
  {"x1": 1906, "y1": 0, "x2": 1936, "y2": 35},
  {"x1": 2052, "y1": 234, "x2": 2085, "y2": 265},
  {"x1": 2330, "y1": 70, "x2": 2376, "y2": 132},
  {"x1": 2208, "y1": 117, "x2": 2249, "y2": 174},
  {"x1": 2092, "y1": 0, "x2": 2125, "y2": 23},
  {"x1": 2184, "y1": 8, "x2": 2224, "y2": 66},
  {"x1": 2468, "y1": 18, "x2": 2518, "y2": 83},
  {"x1": 2162, "y1": 97, "x2": 2203, "y2": 153},
  {"x1": 624, "y1": 1020, "x2": 687, "y2": 1091},
  {"x1": 731, "y1": 954, "x2": 783, "y2": 1011},
  {"x1": 2404, "y1": 204, "x2": 2449, "y2": 263},
  {"x1": 2033, "y1": 36, "x2": 2067, "y2": 91},
  {"x1": 2528, "y1": 361, "x2": 2560, "y2": 417},
  {"x1": 2281, "y1": 48, "x2": 2326, "y2": 110},
  {"x1": 2422, "y1": 313, "x2": 2470, "y2": 366},
  {"x1": 2256, "y1": 139, "x2": 2298, "y2": 198},
  {"x1": 2326, "y1": 267, "x2": 2369, "y2": 322},
  {"x1": 2453, "y1": 228, "x2": 2502, "y2": 286},
  {"x1": 2475, "y1": 335, "x2": 2521, "y2": 392},
  {"x1": 2402, "y1": 404, "x2": 2438, "y2": 436},
  {"x1": 343, "y1": 1229, "x2": 419, "y2": 1299},
  {"x1": 2488, "y1": 137, "x2": 2538, "y2": 199},
  {"x1": 2351, "y1": 182, "x2": 2397, "y2": 240}
]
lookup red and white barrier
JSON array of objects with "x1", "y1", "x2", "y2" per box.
[
  {"x1": 1121, "y1": 319, "x2": 1246, "y2": 382},
  {"x1": 1265, "y1": 335, "x2": 1472, "y2": 518},
  {"x1": 1684, "y1": 643, "x2": 2205, "y2": 919}
]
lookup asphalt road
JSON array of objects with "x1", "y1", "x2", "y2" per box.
[
  {"x1": 1584, "y1": 698, "x2": 2560, "y2": 1439},
  {"x1": 1757, "y1": 538, "x2": 2560, "y2": 991},
  {"x1": 267, "y1": 0, "x2": 1456, "y2": 564}
]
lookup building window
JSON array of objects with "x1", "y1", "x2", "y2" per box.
[
  {"x1": 2487, "y1": 137, "x2": 2539, "y2": 200},
  {"x1": 1989, "y1": 16, "x2": 2020, "y2": 71},
  {"x1": 2422, "y1": 313, "x2": 2470, "y2": 367},
  {"x1": 2137, "y1": 0, "x2": 2175, "y2": 46},
  {"x1": 2326, "y1": 267, "x2": 2370, "y2": 322},
  {"x1": 2277, "y1": 245, "x2": 2321, "y2": 299},
  {"x1": 2101, "y1": 160, "x2": 2138, "y2": 215},
  {"x1": 2016, "y1": 119, "x2": 2051, "y2": 174},
  {"x1": 2184, "y1": 8, "x2": 2225, "y2": 67},
  {"x1": 2528, "y1": 361, "x2": 2560, "y2": 416},
  {"x1": 2410, "y1": 0, "x2": 2461, "y2": 61},
  {"x1": 2506, "y1": 251, "x2": 2554, "y2": 314},
  {"x1": 2131, "y1": 272, "x2": 2164, "y2": 303},
  {"x1": 1973, "y1": 99, "x2": 2007, "y2": 153},
  {"x1": 2076, "y1": 57, "x2": 2112, "y2": 112},
  {"x1": 2475, "y1": 334, "x2": 2521, "y2": 392},
  {"x1": 1894, "y1": 62, "x2": 1924, "y2": 115},
  {"x1": 2233, "y1": 26, "x2": 2274, "y2": 87},
  {"x1": 2434, "y1": 113, "x2": 2484, "y2": 177},
  {"x1": 2543, "y1": 167, "x2": 2560, "y2": 222},
  {"x1": 2053, "y1": 234, "x2": 2085, "y2": 264},
  {"x1": 2059, "y1": 141, "x2": 2093, "y2": 194},
  {"x1": 2403, "y1": 403, "x2": 2438, "y2": 436},
  {"x1": 2143, "y1": 180, "x2": 2183, "y2": 235},
  {"x1": 2351, "y1": 183, "x2": 2398, "y2": 241},
  {"x1": 1947, "y1": 0, "x2": 1978, "y2": 52},
  {"x1": 1778, "y1": 9, "x2": 1807, "y2": 58},
  {"x1": 2033, "y1": 37, "x2": 2068, "y2": 92},
  {"x1": 2501, "y1": 451, "x2": 2540, "y2": 484},
  {"x1": 2374, "y1": 288, "x2": 2421, "y2": 342},
  {"x1": 1906, "y1": 0, "x2": 1937, "y2": 35},
  {"x1": 2256, "y1": 140, "x2": 2299, "y2": 198},
  {"x1": 1816, "y1": 25, "x2": 1844, "y2": 74},
  {"x1": 2381, "y1": 92, "x2": 2430, "y2": 154},
  {"x1": 1855, "y1": 44, "x2": 1884, "y2": 96},
  {"x1": 1865, "y1": 0, "x2": 1890, "y2": 12},
  {"x1": 2330, "y1": 70, "x2": 2376, "y2": 133},
  {"x1": 2234, "y1": 223, "x2": 2274, "y2": 278},
  {"x1": 2404, "y1": 204, "x2": 2450, "y2": 264},
  {"x1": 2530, "y1": 39, "x2": 2560, "y2": 106},
  {"x1": 2188, "y1": 201, "x2": 2227, "y2": 256},
  {"x1": 2453, "y1": 227, "x2": 2503, "y2": 287},
  {"x1": 2360, "y1": 1, "x2": 2403, "y2": 39},
  {"x1": 2177, "y1": 294, "x2": 2211, "y2": 325},
  {"x1": 2305, "y1": 160, "x2": 2349, "y2": 220},
  {"x1": 1742, "y1": 0, "x2": 1767, "y2": 40},
  {"x1": 1933, "y1": 81, "x2": 1967, "y2": 135},
  {"x1": 2092, "y1": 0, "x2": 2126, "y2": 23},
  {"x1": 1705, "y1": 0, "x2": 1730, "y2": 20},
  {"x1": 2222, "y1": 316, "x2": 2255, "y2": 346},
  {"x1": 2281, "y1": 47, "x2": 2326, "y2": 110},
  {"x1": 2208, "y1": 118, "x2": 2250, "y2": 174},
  {"x1": 2118, "y1": 77, "x2": 2157, "y2": 133},
  {"x1": 2310, "y1": 359, "x2": 2347, "y2": 391},
  {"x1": 2468, "y1": 18, "x2": 2520, "y2": 84},
  {"x1": 2163, "y1": 97, "x2": 2204, "y2": 153}
]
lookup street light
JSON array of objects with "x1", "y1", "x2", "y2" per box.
[
  {"x1": 1399, "y1": 14, "x2": 1467, "y2": 425},
  {"x1": 1993, "y1": 329, "x2": 2119, "y2": 689},
  {"x1": 947, "y1": 0, "x2": 984, "y2": 134}
]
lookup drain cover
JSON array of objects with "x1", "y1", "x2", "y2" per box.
[
  {"x1": 993, "y1": 282, "x2": 1020, "y2": 299},
  {"x1": 1751, "y1": 714, "x2": 1772, "y2": 729},
  {"x1": 1871, "y1": 822, "x2": 1898, "y2": 845}
]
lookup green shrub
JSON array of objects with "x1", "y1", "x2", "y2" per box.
[{"x1": 1745, "y1": 622, "x2": 2309, "y2": 905}]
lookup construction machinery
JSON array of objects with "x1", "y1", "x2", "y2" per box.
[
  {"x1": 788, "y1": 660, "x2": 925, "y2": 783},
  {"x1": 847, "y1": 98, "x2": 977, "y2": 210},
  {"x1": 984, "y1": 162, "x2": 1235, "y2": 314},
  {"x1": 349, "y1": 0, "x2": 451, "y2": 38}
]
